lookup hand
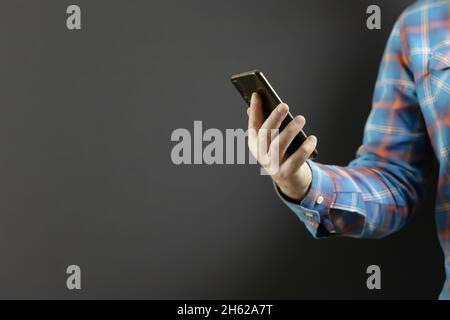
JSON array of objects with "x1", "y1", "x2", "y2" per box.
[{"x1": 247, "y1": 92, "x2": 317, "y2": 201}]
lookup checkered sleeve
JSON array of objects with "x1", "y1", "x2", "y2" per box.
[{"x1": 276, "y1": 13, "x2": 433, "y2": 238}]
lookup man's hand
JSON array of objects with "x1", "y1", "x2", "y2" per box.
[{"x1": 247, "y1": 92, "x2": 317, "y2": 201}]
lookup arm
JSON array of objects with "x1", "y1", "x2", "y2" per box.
[{"x1": 275, "y1": 15, "x2": 433, "y2": 238}]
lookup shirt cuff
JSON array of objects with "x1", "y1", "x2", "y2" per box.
[{"x1": 274, "y1": 160, "x2": 337, "y2": 238}]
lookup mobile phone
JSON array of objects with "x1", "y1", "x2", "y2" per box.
[{"x1": 231, "y1": 70, "x2": 318, "y2": 158}]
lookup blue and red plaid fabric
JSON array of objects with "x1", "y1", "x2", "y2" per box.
[{"x1": 276, "y1": 0, "x2": 450, "y2": 299}]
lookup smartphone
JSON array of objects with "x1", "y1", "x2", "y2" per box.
[{"x1": 231, "y1": 70, "x2": 318, "y2": 158}]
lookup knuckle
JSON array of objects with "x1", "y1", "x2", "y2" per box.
[
  {"x1": 269, "y1": 140, "x2": 280, "y2": 155},
  {"x1": 292, "y1": 123, "x2": 302, "y2": 133},
  {"x1": 302, "y1": 142, "x2": 314, "y2": 153},
  {"x1": 304, "y1": 138, "x2": 317, "y2": 153},
  {"x1": 276, "y1": 168, "x2": 289, "y2": 181},
  {"x1": 289, "y1": 116, "x2": 305, "y2": 131},
  {"x1": 297, "y1": 145, "x2": 310, "y2": 160},
  {"x1": 286, "y1": 123, "x2": 298, "y2": 133},
  {"x1": 266, "y1": 114, "x2": 278, "y2": 125}
]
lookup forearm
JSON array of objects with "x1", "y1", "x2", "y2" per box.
[
  {"x1": 275, "y1": 12, "x2": 434, "y2": 239},
  {"x1": 276, "y1": 156, "x2": 429, "y2": 239}
]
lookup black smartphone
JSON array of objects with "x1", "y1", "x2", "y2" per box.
[{"x1": 231, "y1": 70, "x2": 318, "y2": 159}]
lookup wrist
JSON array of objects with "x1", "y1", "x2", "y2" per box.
[{"x1": 276, "y1": 163, "x2": 312, "y2": 202}]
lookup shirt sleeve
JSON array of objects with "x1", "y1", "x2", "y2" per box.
[{"x1": 275, "y1": 14, "x2": 433, "y2": 239}]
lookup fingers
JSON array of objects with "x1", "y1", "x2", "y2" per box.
[
  {"x1": 247, "y1": 93, "x2": 264, "y2": 156},
  {"x1": 257, "y1": 103, "x2": 289, "y2": 161},
  {"x1": 247, "y1": 94, "x2": 304, "y2": 174},
  {"x1": 248, "y1": 92, "x2": 264, "y2": 132},
  {"x1": 260, "y1": 102, "x2": 289, "y2": 131},
  {"x1": 269, "y1": 115, "x2": 306, "y2": 162},
  {"x1": 279, "y1": 135, "x2": 317, "y2": 175}
]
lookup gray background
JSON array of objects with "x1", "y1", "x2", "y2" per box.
[{"x1": 0, "y1": 0, "x2": 443, "y2": 299}]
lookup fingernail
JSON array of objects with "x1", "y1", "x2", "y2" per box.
[
  {"x1": 247, "y1": 107, "x2": 250, "y2": 116},
  {"x1": 308, "y1": 135, "x2": 317, "y2": 144},
  {"x1": 277, "y1": 103, "x2": 288, "y2": 113},
  {"x1": 295, "y1": 115, "x2": 305, "y2": 124},
  {"x1": 251, "y1": 92, "x2": 257, "y2": 103}
]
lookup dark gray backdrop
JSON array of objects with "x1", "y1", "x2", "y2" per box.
[{"x1": 0, "y1": 0, "x2": 443, "y2": 299}]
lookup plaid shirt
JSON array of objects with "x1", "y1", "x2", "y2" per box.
[{"x1": 276, "y1": 0, "x2": 450, "y2": 299}]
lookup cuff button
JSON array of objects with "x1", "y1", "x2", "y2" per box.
[{"x1": 316, "y1": 195, "x2": 324, "y2": 205}]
